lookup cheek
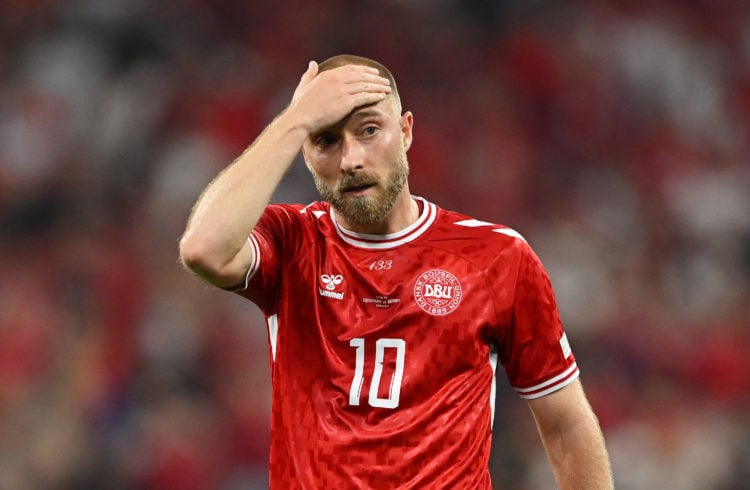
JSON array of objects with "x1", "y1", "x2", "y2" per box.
[
  {"x1": 370, "y1": 131, "x2": 401, "y2": 161},
  {"x1": 384, "y1": 134, "x2": 407, "y2": 164},
  {"x1": 378, "y1": 130, "x2": 397, "y2": 147},
  {"x1": 304, "y1": 143, "x2": 336, "y2": 172},
  {"x1": 307, "y1": 153, "x2": 338, "y2": 179}
]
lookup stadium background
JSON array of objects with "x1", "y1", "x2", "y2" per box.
[{"x1": 1, "y1": 1, "x2": 749, "y2": 488}]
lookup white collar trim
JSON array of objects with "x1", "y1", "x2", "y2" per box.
[{"x1": 331, "y1": 196, "x2": 436, "y2": 249}]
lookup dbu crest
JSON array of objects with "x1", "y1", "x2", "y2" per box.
[{"x1": 413, "y1": 269, "x2": 463, "y2": 316}]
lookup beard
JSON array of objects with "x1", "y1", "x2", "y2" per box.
[{"x1": 313, "y1": 151, "x2": 409, "y2": 226}]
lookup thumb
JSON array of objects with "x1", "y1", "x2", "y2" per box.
[
  {"x1": 291, "y1": 61, "x2": 318, "y2": 103},
  {"x1": 299, "y1": 60, "x2": 318, "y2": 85}
]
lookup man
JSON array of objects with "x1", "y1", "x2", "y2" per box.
[{"x1": 179, "y1": 54, "x2": 613, "y2": 489}]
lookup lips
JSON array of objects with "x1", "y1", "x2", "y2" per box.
[
  {"x1": 344, "y1": 183, "x2": 375, "y2": 193},
  {"x1": 339, "y1": 177, "x2": 377, "y2": 194}
]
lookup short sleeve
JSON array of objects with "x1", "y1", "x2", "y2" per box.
[
  {"x1": 234, "y1": 203, "x2": 307, "y2": 315},
  {"x1": 500, "y1": 242, "x2": 579, "y2": 399}
]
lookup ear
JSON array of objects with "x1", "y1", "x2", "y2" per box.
[{"x1": 400, "y1": 111, "x2": 414, "y2": 152}]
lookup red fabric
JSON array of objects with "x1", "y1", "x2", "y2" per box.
[{"x1": 236, "y1": 198, "x2": 577, "y2": 488}]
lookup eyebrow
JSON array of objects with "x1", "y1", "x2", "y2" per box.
[
  {"x1": 309, "y1": 108, "x2": 387, "y2": 140},
  {"x1": 350, "y1": 108, "x2": 385, "y2": 120}
]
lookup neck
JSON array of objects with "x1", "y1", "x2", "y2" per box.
[{"x1": 333, "y1": 189, "x2": 419, "y2": 235}]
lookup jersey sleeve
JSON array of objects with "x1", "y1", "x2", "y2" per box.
[
  {"x1": 499, "y1": 241, "x2": 579, "y2": 399},
  {"x1": 233, "y1": 203, "x2": 308, "y2": 315}
]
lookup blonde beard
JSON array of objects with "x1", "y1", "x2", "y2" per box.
[{"x1": 313, "y1": 152, "x2": 409, "y2": 226}]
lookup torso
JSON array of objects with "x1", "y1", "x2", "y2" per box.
[{"x1": 238, "y1": 197, "x2": 576, "y2": 489}]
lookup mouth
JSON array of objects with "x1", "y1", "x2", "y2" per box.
[{"x1": 341, "y1": 183, "x2": 376, "y2": 196}]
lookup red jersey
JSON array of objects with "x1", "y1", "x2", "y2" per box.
[{"x1": 235, "y1": 197, "x2": 578, "y2": 489}]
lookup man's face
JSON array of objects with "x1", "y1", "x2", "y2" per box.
[{"x1": 303, "y1": 97, "x2": 413, "y2": 226}]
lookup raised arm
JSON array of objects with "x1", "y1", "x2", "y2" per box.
[
  {"x1": 527, "y1": 379, "x2": 613, "y2": 489},
  {"x1": 179, "y1": 61, "x2": 391, "y2": 288}
]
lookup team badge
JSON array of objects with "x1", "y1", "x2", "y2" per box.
[{"x1": 413, "y1": 269, "x2": 463, "y2": 315}]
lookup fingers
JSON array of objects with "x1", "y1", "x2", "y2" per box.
[
  {"x1": 301, "y1": 62, "x2": 388, "y2": 88},
  {"x1": 340, "y1": 70, "x2": 391, "y2": 111},
  {"x1": 348, "y1": 79, "x2": 391, "y2": 96},
  {"x1": 350, "y1": 91, "x2": 389, "y2": 111},
  {"x1": 347, "y1": 79, "x2": 391, "y2": 109},
  {"x1": 289, "y1": 63, "x2": 393, "y2": 132},
  {"x1": 341, "y1": 67, "x2": 391, "y2": 94},
  {"x1": 303, "y1": 63, "x2": 390, "y2": 96}
]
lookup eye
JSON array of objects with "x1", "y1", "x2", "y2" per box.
[
  {"x1": 315, "y1": 133, "x2": 337, "y2": 149},
  {"x1": 362, "y1": 125, "x2": 378, "y2": 137}
]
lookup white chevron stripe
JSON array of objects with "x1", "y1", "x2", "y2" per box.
[
  {"x1": 454, "y1": 220, "x2": 526, "y2": 242},
  {"x1": 454, "y1": 219, "x2": 494, "y2": 227},
  {"x1": 492, "y1": 228, "x2": 526, "y2": 242},
  {"x1": 267, "y1": 314, "x2": 278, "y2": 361}
]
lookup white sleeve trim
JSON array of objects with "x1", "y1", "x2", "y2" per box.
[
  {"x1": 267, "y1": 314, "x2": 278, "y2": 362},
  {"x1": 514, "y1": 363, "x2": 580, "y2": 400},
  {"x1": 233, "y1": 235, "x2": 261, "y2": 291}
]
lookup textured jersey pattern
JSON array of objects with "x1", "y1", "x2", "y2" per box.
[{"x1": 235, "y1": 197, "x2": 578, "y2": 489}]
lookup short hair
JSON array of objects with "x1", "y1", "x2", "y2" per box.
[{"x1": 318, "y1": 54, "x2": 402, "y2": 113}]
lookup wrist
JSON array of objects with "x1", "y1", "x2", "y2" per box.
[{"x1": 274, "y1": 107, "x2": 313, "y2": 146}]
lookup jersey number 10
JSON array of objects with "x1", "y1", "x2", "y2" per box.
[{"x1": 348, "y1": 338, "x2": 406, "y2": 409}]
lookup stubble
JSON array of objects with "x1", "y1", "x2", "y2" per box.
[{"x1": 313, "y1": 151, "x2": 409, "y2": 226}]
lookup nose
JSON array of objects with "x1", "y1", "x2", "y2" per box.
[{"x1": 340, "y1": 134, "x2": 364, "y2": 173}]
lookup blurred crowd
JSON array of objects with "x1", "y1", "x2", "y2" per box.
[{"x1": 1, "y1": 0, "x2": 749, "y2": 488}]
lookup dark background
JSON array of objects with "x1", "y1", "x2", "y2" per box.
[{"x1": 1, "y1": 1, "x2": 749, "y2": 488}]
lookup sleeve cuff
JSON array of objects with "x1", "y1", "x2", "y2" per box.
[{"x1": 514, "y1": 363, "x2": 580, "y2": 400}]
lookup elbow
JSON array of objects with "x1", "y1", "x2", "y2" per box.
[
  {"x1": 179, "y1": 232, "x2": 221, "y2": 278},
  {"x1": 179, "y1": 231, "x2": 247, "y2": 289}
]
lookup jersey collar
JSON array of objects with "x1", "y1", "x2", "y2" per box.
[{"x1": 330, "y1": 196, "x2": 437, "y2": 249}]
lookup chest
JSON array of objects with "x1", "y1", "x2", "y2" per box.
[
  {"x1": 285, "y1": 242, "x2": 503, "y2": 336},
  {"x1": 273, "y1": 241, "x2": 507, "y2": 405}
]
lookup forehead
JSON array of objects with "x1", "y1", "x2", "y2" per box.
[
  {"x1": 349, "y1": 104, "x2": 393, "y2": 122},
  {"x1": 321, "y1": 99, "x2": 399, "y2": 134}
]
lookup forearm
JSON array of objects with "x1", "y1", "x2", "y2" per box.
[
  {"x1": 539, "y1": 410, "x2": 613, "y2": 489},
  {"x1": 179, "y1": 61, "x2": 392, "y2": 287},
  {"x1": 528, "y1": 381, "x2": 613, "y2": 489},
  {"x1": 179, "y1": 109, "x2": 308, "y2": 284}
]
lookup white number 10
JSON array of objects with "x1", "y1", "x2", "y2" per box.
[{"x1": 348, "y1": 337, "x2": 406, "y2": 409}]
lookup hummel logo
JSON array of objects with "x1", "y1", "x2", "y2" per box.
[
  {"x1": 319, "y1": 274, "x2": 344, "y2": 300},
  {"x1": 320, "y1": 274, "x2": 343, "y2": 291}
]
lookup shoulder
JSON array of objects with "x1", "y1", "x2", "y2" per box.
[
  {"x1": 266, "y1": 201, "x2": 323, "y2": 217},
  {"x1": 262, "y1": 201, "x2": 332, "y2": 227},
  {"x1": 416, "y1": 203, "x2": 534, "y2": 276},
  {"x1": 254, "y1": 201, "x2": 336, "y2": 250},
  {"x1": 429, "y1": 204, "x2": 528, "y2": 252}
]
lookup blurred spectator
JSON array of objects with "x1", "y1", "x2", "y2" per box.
[{"x1": 1, "y1": 0, "x2": 748, "y2": 488}]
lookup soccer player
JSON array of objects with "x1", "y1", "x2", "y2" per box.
[{"x1": 179, "y1": 54, "x2": 613, "y2": 489}]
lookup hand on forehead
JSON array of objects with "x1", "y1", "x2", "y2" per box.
[{"x1": 290, "y1": 60, "x2": 395, "y2": 136}]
